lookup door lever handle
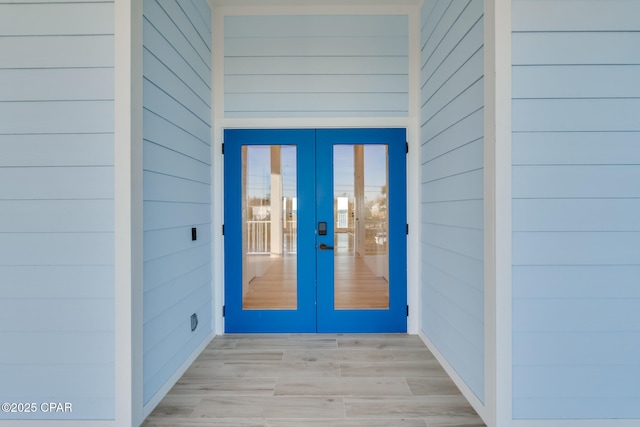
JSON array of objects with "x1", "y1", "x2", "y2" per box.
[{"x1": 319, "y1": 243, "x2": 334, "y2": 250}]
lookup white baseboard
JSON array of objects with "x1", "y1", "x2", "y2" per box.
[
  {"x1": 141, "y1": 331, "x2": 216, "y2": 421},
  {"x1": 418, "y1": 330, "x2": 490, "y2": 425}
]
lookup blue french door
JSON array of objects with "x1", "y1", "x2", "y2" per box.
[{"x1": 224, "y1": 129, "x2": 406, "y2": 333}]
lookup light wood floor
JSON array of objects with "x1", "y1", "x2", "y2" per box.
[
  {"x1": 243, "y1": 255, "x2": 389, "y2": 310},
  {"x1": 334, "y1": 254, "x2": 389, "y2": 309},
  {"x1": 243, "y1": 256, "x2": 297, "y2": 309},
  {"x1": 142, "y1": 334, "x2": 486, "y2": 427}
]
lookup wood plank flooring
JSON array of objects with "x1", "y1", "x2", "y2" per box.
[
  {"x1": 243, "y1": 256, "x2": 297, "y2": 309},
  {"x1": 142, "y1": 334, "x2": 486, "y2": 427},
  {"x1": 243, "y1": 255, "x2": 389, "y2": 310},
  {"x1": 334, "y1": 254, "x2": 389, "y2": 309}
]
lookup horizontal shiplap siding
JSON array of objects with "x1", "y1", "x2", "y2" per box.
[
  {"x1": 512, "y1": 0, "x2": 640, "y2": 420},
  {"x1": 224, "y1": 15, "x2": 408, "y2": 118},
  {"x1": 420, "y1": 0, "x2": 484, "y2": 402},
  {"x1": 0, "y1": 0, "x2": 115, "y2": 420},
  {"x1": 143, "y1": 0, "x2": 213, "y2": 405}
]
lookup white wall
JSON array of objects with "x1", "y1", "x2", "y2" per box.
[
  {"x1": 142, "y1": 0, "x2": 213, "y2": 410},
  {"x1": 512, "y1": 0, "x2": 640, "y2": 421},
  {"x1": 0, "y1": 0, "x2": 116, "y2": 421},
  {"x1": 420, "y1": 0, "x2": 486, "y2": 404},
  {"x1": 223, "y1": 14, "x2": 408, "y2": 118}
]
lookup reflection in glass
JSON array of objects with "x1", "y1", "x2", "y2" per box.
[
  {"x1": 241, "y1": 145, "x2": 297, "y2": 310},
  {"x1": 333, "y1": 145, "x2": 389, "y2": 309}
]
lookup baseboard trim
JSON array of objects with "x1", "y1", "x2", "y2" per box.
[
  {"x1": 418, "y1": 330, "x2": 490, "y2": 425},
  {"x1": 141, "y1": 331, "x2": 216, "y2": 421}
]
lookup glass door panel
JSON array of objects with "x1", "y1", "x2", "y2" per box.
[
  {"x1": 333, "y1": 145, "x2": 389, "y2": 309},
  {"x1": 316, "y1": 128, "x2": 406, "y2": 333},
  {"x1": 241, "y1": 145, "x2": 297, "y2": 310},
  {"x1": 224, "y1": 129, "x2": 316, "y2": 333}
]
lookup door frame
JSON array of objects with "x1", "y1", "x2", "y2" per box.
[{"x1": 213, "y1": 123, "x2": 421, "y2": 336}]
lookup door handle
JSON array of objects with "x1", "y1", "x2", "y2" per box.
[{"x1": 319, "y1": 243, "x2": 334, "y2": 250}]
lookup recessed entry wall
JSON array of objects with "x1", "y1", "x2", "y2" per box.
[
  {"x1": 0, "y1": 0, "x2": 116, "y2": 420},
  {"x1": 142, "y1": 0, "x2": 213, "y2": 406},
  {"x1": 223, "y1": 14, "x2": 409, "y2": 118},
  {"x1": 419, "y1": 0, "x2": 485, "y2": 403}
]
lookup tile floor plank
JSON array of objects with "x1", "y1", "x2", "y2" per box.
[
  {"x1": 340, "y1": 360, "x2": 449, "y2": 378},
  {"x1": 198, "y1": 349, "x2": 284, "y2": 361},
  {"x1": 274, "y1": 376, "x2": 412, "y2": 396},
  {"x1": 266, "y1": 419, "x2": 427, "y2": 427},
  {"x1": 283, "y1": 348, "x2": 396, "y2": 363},
  {"x1": 171, "y1": 377, "x2": 278, "y2": 396},
  {"x1": 233, "y1": 337, "x2": 338, "y2": 350},
  {"x1": 337, "y1": 335, "x2": 429, "y2": 350},
  {"x1": 190, "y1": 396, "x2": 345, "y2": 419},
  {"x1": 344, "y1": 396, "x2": 478, "y2": 418},
  {"x1": 143, "y1": 419, "x2": 264, "y2": 427},
  {"x1": 214, "y1": 361, "x2": 342, "y2": 378}
]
